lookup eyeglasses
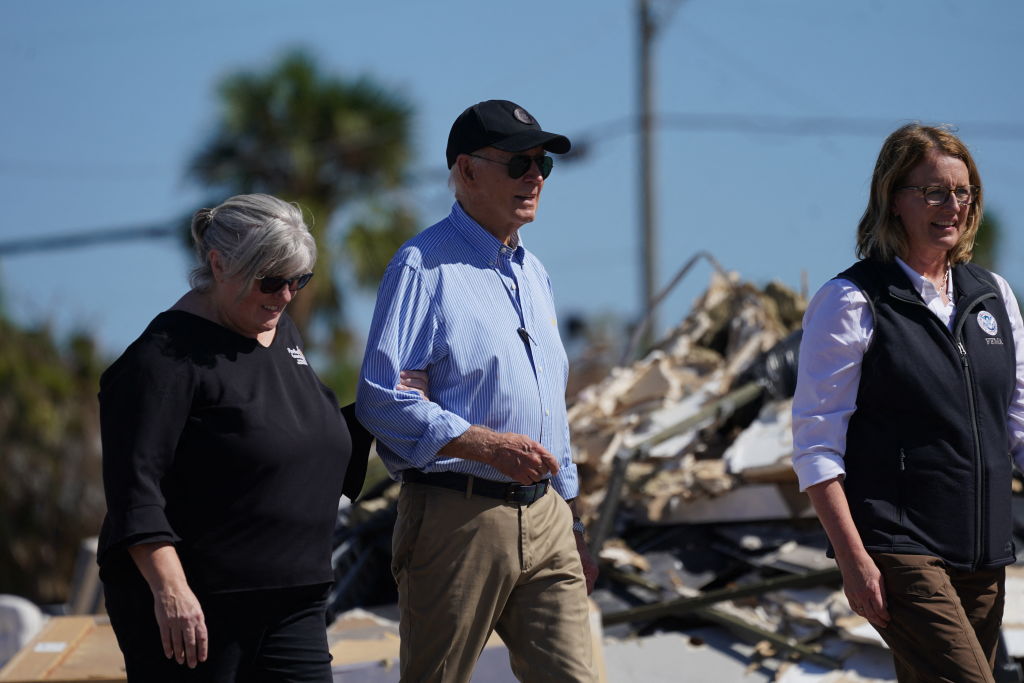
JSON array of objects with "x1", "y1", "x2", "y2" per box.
[
  {"x1": 897, "y1": 185, "x2": 979, "y2": 206},
  {"x1": 468, "y1": 153, "x2": 553, "y2": 179},
  {"x1": 255, "y1": 272, "x2": 313, "y2": 294}
]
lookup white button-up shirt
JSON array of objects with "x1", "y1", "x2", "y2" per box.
[{"x1": 792, "y1": 257, "x2": 1024, "y2": 491}]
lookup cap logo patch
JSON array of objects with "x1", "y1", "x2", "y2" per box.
[
  {"x1": 513, "y1": 107, "x2": 534, "y2": 124},
  {"x1": 977, "y1": 311, "x2": 998, "y2": 336}
]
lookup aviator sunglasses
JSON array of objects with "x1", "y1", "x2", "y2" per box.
[
  {"x1": 468, "y1": 153, "x2": 553, "y2": 179},
  {"x1": 255, "y1": 272, "x2": 314, "y2": 294}
]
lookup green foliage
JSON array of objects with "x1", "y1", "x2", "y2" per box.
[
  {"x1": 343, "y1": 204, "x2": 419, "y2": 289},
  {"x1": 0, "y1": 316, "x2": 106, "y2": 603},
  {"x1": 973, "y1": 210, "x2": 1001, "y2": 272},
  {"x1": 188, "y1": 49, "x2": 419, "y2": 365}
]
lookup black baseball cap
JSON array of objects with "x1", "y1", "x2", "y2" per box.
[{"x1": 445, "y1": 100, "x2": 571, "y2": 169}]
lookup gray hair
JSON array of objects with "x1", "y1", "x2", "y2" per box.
[
  {"x1": 448, "y1": 154, "x2": 483, "y2": 202},
  {"x1": 189, "y1": 194, "x2": 316, "y2": 295}
]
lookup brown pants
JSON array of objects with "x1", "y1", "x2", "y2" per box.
[
  {"x1": 870, "y1": 553, "x2": 1005, "y2": 683},
  {"x1": 391, "y1": 481, "x2": 596, "y2": 683}
]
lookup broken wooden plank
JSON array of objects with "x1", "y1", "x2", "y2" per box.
[
  {"x1": 695, "y1": 605, "x2": 841, "y2": 670},
  {"x1": 602, "y1": 567, "x2": 840, "y2": 626}
]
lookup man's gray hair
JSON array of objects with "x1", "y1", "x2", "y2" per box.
[
  {"x1": 189, "y1": 194, "x2": 316, "y2": 295},
  {"x1": 448, "y1": 155, "x2": 482, "y2": 202}
]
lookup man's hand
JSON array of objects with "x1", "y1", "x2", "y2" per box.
[
  {"x1": 487, "y1": 432, "x2": 560, "y2": 484},
  {"x1": 440, "y1": 426, "x2": 559, "y2": 484},
  {"x1": 396, "y1": 369, "x2": 429, "y2": 400},
  {"x1": 574, "y1": 529, "x2": 599, "y2": 594}
]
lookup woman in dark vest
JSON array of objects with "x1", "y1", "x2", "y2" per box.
[{"x1": 792, "y1": 124, "x2": 1024, "y2": 682}]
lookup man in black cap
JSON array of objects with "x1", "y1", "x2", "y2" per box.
[{"x1": 357, "y1": 100, "x2": 597, "y2": 682}]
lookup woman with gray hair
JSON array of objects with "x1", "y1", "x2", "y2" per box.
[
  {"x1": 97, "y1": 193, "x2": 358, "y2": 681},
  {"x1": 793, "y1": 125, "x2": 1024, "y2": 681}
]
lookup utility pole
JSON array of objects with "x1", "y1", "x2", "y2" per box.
[{"x1": 638, "y1": 0, "x2": 657, "y2": 352}]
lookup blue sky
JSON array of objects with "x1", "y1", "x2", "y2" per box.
[{"x1": 3, "y1": 1, "x2": 1023, "y2": 357}]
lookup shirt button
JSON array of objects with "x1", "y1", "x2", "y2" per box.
[
  {"x1": 545, "y1": 409, "x2": 550, "y2": 416},
  {"x1": 510, "y1": 283, "x2": 517, "y2": 290}
]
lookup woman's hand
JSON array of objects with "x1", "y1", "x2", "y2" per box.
[
  {"x1": 128, "y1": 543, "x2": 209, "y2": 668},
  {"x1": 836, "y1": 551, "x2": 889, "y2": 628},
  {"x1": 805, "y1": 478, "x2": 890, "y2": 628},
  {"x1": 396, "y1": 369, "x2": 429, "y2": 400},
  {"x1": 152, "y1": 581, "x2": 208, "y2": 667}
]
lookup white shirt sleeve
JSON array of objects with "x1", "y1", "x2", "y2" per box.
[
  {"x1": 791, "y1": 279, "x2": 874, "y2": 491},
  {"x1": 990, "y1": 272, "x2": 1024, "y2": 470}
]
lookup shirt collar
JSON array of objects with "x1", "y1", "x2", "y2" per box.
[
  {"x1": 894, "y1": 256, "x2": 952, "y2": 303},
  {"x1": 448, "y1": 202, "x2": 526, "y2": 265}
]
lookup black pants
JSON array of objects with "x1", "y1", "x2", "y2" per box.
[{"x1": 104, "y1": 575, "x2": 333, "y2": 683}]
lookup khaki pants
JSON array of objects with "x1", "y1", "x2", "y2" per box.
[
  {"x1": 391, "y1": 480, "x2": 596, "y2": 683},
  {"x1": 870, "y1": 553, "x2": 1005, "y2": 683}
]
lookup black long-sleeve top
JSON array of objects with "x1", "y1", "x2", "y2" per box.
[{"x1": 97, "y1": 311, "x2": 351, "y2": 594}]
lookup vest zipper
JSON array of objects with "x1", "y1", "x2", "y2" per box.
[
  {"x1": 898, "y1": 448, "x2": 907, "y2": 527},
  {"x1": 955, "y1": 338, "x2": 984, "y2": 569},
  {"x1": 953, "y1": 293, "x2": 995, "y2": 570},
  {"x1": 891, "y1": 288, "x2": 996, "y2": 569}
]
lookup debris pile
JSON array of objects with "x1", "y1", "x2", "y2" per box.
[
  {"x1": 570, "y1": 271, "x2": 806, "y2": 535},
  {"x1": 561, "y1": 269, "x2": 902, "y2": 679}
]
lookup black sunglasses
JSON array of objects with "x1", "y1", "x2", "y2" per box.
[
  {"x1": 255, "y1": 272, "x2": 314, "y2": 294},
  {"x1": 468, "y1": 153, "x2": 553, "y2": 179}
]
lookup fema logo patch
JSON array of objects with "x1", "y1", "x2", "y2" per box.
[
  {"x1": 513, "y1": 107, "x2": 534, "y2": 125},
  {"x1": 977, "y1": 311, "x2": 998, "y2": 336}
]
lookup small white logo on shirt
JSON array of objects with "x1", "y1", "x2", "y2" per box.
[
  {"x1": 977, "y1": 311, "x2": 998, "y2": 336},
  {"x1": 287, "y1": 346, "x2": 308, "y2": 365}
]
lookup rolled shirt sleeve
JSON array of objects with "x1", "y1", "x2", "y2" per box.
[
  {"x1": 98, "y1": 349, "x2": 194, "y2": 559},
  {"x1": 990, "y1": 272, "x2": 1024, "y2": 470},
  {"x1": 791, "y1": 279, "x2": 873, "y2": 491},
  {"x1": 357, "y1": 262, "x2": 471, "y2": 469}
]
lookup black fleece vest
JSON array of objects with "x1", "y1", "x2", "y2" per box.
[{"x1": 837, "y1": 259, "x2": 1016, "y2": 571}]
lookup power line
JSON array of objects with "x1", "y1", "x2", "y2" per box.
[
  {"x1": 564, "y1": 113, "x2": 1024, "y2": 155},
  {"x1": 2, "y1": 113, "x2": 1020, "y2": 181},
  {"x1": 657, "y1": 113, "x2": 1024, "y2": 139},
  {"x1": 0, "y1": 222, "x2": 178, "y2": 257}
]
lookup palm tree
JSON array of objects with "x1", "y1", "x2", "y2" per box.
[{"x1": 189, "y1": 50, "x2": 418, "y2": 351}]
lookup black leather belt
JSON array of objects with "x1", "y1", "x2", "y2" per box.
[{"x1": 402, "y1": 469, "x2": 549, "y2": 505}]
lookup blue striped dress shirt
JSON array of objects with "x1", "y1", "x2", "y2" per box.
[{"x1": 356, "y1": 202, "x2": 579, "y2": 499}]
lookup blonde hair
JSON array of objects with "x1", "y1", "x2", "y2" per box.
[
  {"x1": 189, "y1": 194, "x2": 316, "y2": 294},
  {"x1": 856, "y1": 124, "x2": 983, "y2": 265}
]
